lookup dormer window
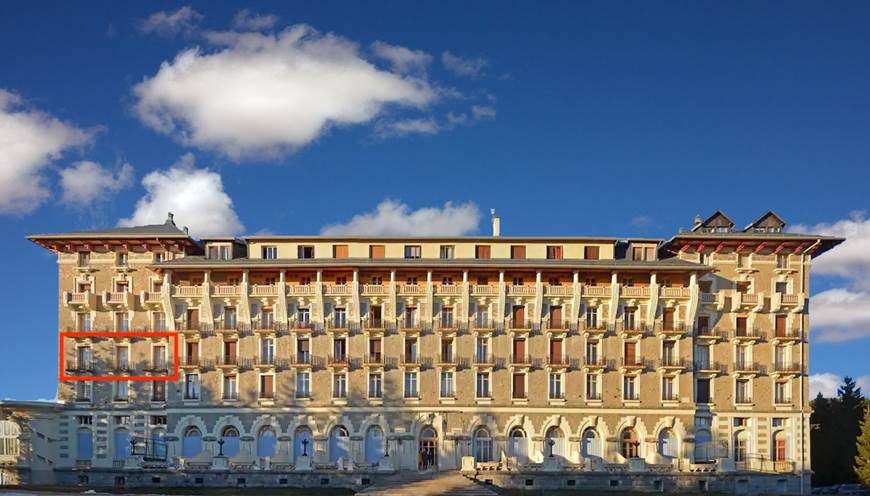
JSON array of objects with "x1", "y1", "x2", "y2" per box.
[
  {"x1": 208, "y1": 245, "x2": 231, "y2": 260},
  {"x1": 298, "y1": 246, "x2": 314, "y2": 259},
  {"x1": 262, "y1": 246, "x2": 277, "y2": 260}
]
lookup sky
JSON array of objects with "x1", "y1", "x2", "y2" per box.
[{"x1": 1, "y1": 1, "x2": 869, "y2": 400}]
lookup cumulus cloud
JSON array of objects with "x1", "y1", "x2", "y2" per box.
[
  {"x1": 471, "y1": 104, "x2": 496, "y2": 120},
  {"x1": 809, "y1": 288, "x2": 870, "y2": 342},
  {"x1": 376, "y1": 117, "x2": 439, "y2": 137},
  {"x1": 118, "y1": 153, "x2": 244, "y2": 237},
  {"x1": 793, "y1": 212, "x2": 870, "y2": 286},
  {"x1": 133, "y1": 25, "x2": 438, "y2": 159},
  {"x1": 371, "y1": 41, "x2": 432, "y2": 74},
  {"x1": 139, "y1": 6, "x2": 202, "y2": 37},
  {"x1": 810, "y1": 372, "x2": 870, "y2": 398},
  {"x1": 441, "y1": 51, "x2": 488, "y2": 78},
  {"x1": 0, "y1": 89, "x2": 93, "y2": 215},
  {"x1": 321, "y1": 200, "x2": 481, "y2": 236},
  {"x1": 59, "y1": 161, "x2": 134, "y2": 206},
  {"x1": 231, "y1": 9, "x2": 278, "y2": 31}
]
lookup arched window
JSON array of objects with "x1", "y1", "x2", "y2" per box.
[
  {"x1": 507, "y1": 427, "x2": 528, "y2": 463},
  {"x1": 221, "y1": 426, "x2": 240, "y2": 457},
  {"x1": 293, "y1": 426, "x2": 313, "y2": 461},
  {"x1": 77, "y1": 427, "x2": 93, "y2": 461},
  {"x1": 473, "y1": 427, "x2": 492, "y2": 462},
  {"x1": 546, "y1": 427, "x2": 566, "y2": 459},
  {"x1": 0, "y1": 420, "x2": 20, "y2": 457},
  {"x1": 113, "y1": 428, "x2": 130, "y2": 460},
  {"x1": 581, "y1": 428, "x2": 601, "y2": 459},
  {"x1": 734, "y1": 431, "x2": 748, "y2": 463},
  {"x1": 694, "y1": 429, "x2": 713, "y2": 462},
  {"x1": 364, "y1": 426, "x2": 385, "y2": 464},
  {"x1": 151, "y1": 428, "x2": 166, "y2": 460},
  {"x1": 658, "y1": 428, "x2": 677, "y2": 458},
  {"x1": 182, "y1": 426, "x2": 202, "y2": 457},
  {"x1": 329, "y1": 426, "x2": 350, "y2": 462},
  {"x1": 257, "y1": 426, "x2": 276, "y2": 457},
  {"x1": 772, "y1": 431, "x2": 787, "y2": 462},
  {"x1": 621, "y1": 428, "x2": 639, "y2": 459}
]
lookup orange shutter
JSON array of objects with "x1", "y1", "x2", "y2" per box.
[
  {"x1": 551, "y1": 306, "x2": 562, "y2": 327},
  {"x1": 736, "y1": 317, "x2": 747, "y2": 335},
  {"x1": 550, "y1": 339, "x2": 562, "y2": 360},
  {"x1": 333, "y1": 245, "x2": 349, "y2": 258},
  {"x1": 370, "y1": 245, "x2": 385, "y2": 259},
  {"x1": 511, "y1": 245, "x2": 526, "y2": 259},
  {"x1": 513, "y1": 373, "x2": 525, "y2": 398},
  {"x1": 775, "y1": 315, "x2": 786, "y2": 336},
  {"x1": 663, "y1": 309, "x2": 675, "y2": 330},
  {"x1": 513, "y1": 306, "x2": 525, "y2": 326},
  {"x1": 513, "y1": 339, "x2": 525, "y2": 358},
  {"x1": 585, "y1": 246, "x2": 600, "y2": 260}
]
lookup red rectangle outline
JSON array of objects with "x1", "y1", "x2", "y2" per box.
[{"x1": 59, "y1": 331, "x2": 179, "y2": 381}]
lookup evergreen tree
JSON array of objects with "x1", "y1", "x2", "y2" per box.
[
  {"x1": 856, "y1": 402, "x2": 870, "y2": 485},
  {"x1": 812, "y1": 393, "x2": 835, "y2": 485},
  {"x1": 836, "y1": 377, "x2": 864, "y2": 483}
]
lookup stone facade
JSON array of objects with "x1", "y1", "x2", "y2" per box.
[{"x1": 0, "y1": 210, "x2": 841, "y2": 492}]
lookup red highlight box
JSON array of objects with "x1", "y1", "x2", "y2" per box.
[{"x1": 59, "y1": 331, "x2": 179, "y2": 381}]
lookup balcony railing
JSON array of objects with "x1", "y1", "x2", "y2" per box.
[
  {"x1": 181, "y1": 356, "x2": 200, "y2": 367},
  {"x1": 173, "y1": 285, "x2": 202, "y2": 297},
  {"x1": 398, "y1": 284, "x2": 425, "y2": 296},
  {"x1": 67, "y1": 360, "x2": 94, "y2": 372},
  {"x1": 256, "y1": 355, "x2": 276, "y2": 366},
  {"x1": 583, "y1": 356, "x2": 606, "y2": 367},
  {"x1": 362, "y1": 318, "x2": 385, "y2": 330},
  {"x1": 324, "y1": 284, "x2": 352, "y2": 296},
  {"x1": 660, "y1": 287, "x2": 691, "y2": 298},
  {"x1": 734, "y1": 361, "x2": 762, "y2": 373},
  {"x1": 508, "y1": 285, "x2": 536, "y2": 297},
  {"x1": 696, "y1": 327, "x2": 727, "y2": 340},
  {"x1": 773, "y1": 329, "x2": 801, "y2": 340},
  {"x1": 435, "y1": 284, "x2": 462, "y2": 296},
  {"x1": 471, "y1": 319, "x2": 495, "y2": 330},
  {"x1": 621, "y1": 357, "x2": 645, "y2": 368},
  {"x1": 471, "y1": 285, "x2": 499, "y2": 296},
  {"x1": 507, "y1": 319, "x2": 532, "y2": 330},
  {"x1": 545, "y1": 285, "x2": 573, "y2": 297},
  {"x1": 329, "y1": 354, "x2": 349, "y2": 366},
  {"x1": 511, "y1": 353, "x2": 531, "y2": 365},
  {"x1": 290, "y1": 320, "x2": 313, "y2": 331},
  {"x1": 474, "y1": 353, "x2": 495, "y2": 365},
  {"x1": 772, "y1": 361, "x2": 802, "y2": 374},
  {"x1": 218, "y1": 355, "x2": 238, "y2": 367},
  {"x1": 401, "y1": 353, "x2": 420, "y2": 366},
  {"x1": 621, "y1": 286, "x2": 650, "y2": 298},
  {"x1": 250, "y1": 284, "x2": 278, "y2": 297},
  {"x1": 360, "y1": 284, "x2": 388, "y2": 296},
  {"x1": 398, "y1": 320, "x2": 422, "y2": 331},
  {"x1": 547, "y1": 355, "x2": 571, "y2": 367},
  {"x1": 213, "y1": 285, "x2": 240, "y2": 297},
  {"x1": 439, "y1": 352, "x2": 457, "y2": 364},
  {"x1": 583, "y1": 286, "x2": 611, "y2": 298},
  {"x1": 658, "y1": 357, "x2": 689, "y2": 369},
  {"x1": 326, "y1": 318, "x2": 350, "y2": 330},
  {"x1": 287, "y1": 284, "x2": 316, "y2": 296},
  {"x1": 693, "y1": 361, "x2": 725, "y2": 374},
  {"x1": 364, "y1": 353, "x2": 384, "y2": 365},
  {"x1": 733, "y1": 328, "x2": 764, "y2": 340}
]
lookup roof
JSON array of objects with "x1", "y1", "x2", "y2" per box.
[
  {"x1": 153, "y1": 256, "x2": 709, "y2": 272},
  {"x1": 743, "y1": 210, "x2": 786, "y2": 231},
  {"x1": 28, "y1": 213, "x2": 189, "y2": 240},
  {"x1": 691, "y1": 210, "x2": 735, "y2": 232},
  {"x1": 243, "y1": 235, "x2": 635, "y2": 242},
  {"x1": 665, "y1": 232, "x2": 845, "y2": 257}
]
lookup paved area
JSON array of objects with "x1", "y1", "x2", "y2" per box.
[{"x1": 357, "y1": 471, "x2": 498, "y2": 496}]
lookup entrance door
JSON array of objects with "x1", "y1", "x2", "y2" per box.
[{"x1": 419, "y1": 427, "x2": 438, "y2": 470}]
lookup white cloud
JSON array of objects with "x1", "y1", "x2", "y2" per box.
[
  {"x1": 810, "y1": 372, "x2": 870, "y2": 398},
  {"x1": 0, "y1": 89, "x2": 92, "y2": 215},
  {"x1": 793, "y1": 212, "x2": 870, "y2": 286},
  {"x1": 59, "y1": 161, "x2": 133, "y2": 206},
  {"x1": 231, "y1": 9, "x2": 279, "y2": 31},
  {"x1": 809, "y1": 288, "x2": 870, "y2": 342},
  {"x1": 471, "y1": 104, "x2": 496, "y2": 120},
  {"x1": 118, "y1": 153, "x2": 244, "y2": 237},
  {"x1": 441, "y1": 51, "x2": 488, "y2": 78},
  {"x1": 133, "y1": 25, "x2": 438, "y2": 159},
  {"x1": 371, "y1": 41, "x2": 432, "y2": 74},
  {"x1": 139, "y1": 6, "x2": 202, "y2": 37},
  {"x1": 321, "y1": 200, "x2": 481, "y2": 236},
  {"x1": 376, "y1": 117, "x2": 439, "y2": 137}
]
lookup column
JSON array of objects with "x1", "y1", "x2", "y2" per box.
[
  {"x1": 161, "y1": 270, "x2": 175, "y2": 331},
  {"x1": 351, "y1": 269, "x2": 361, "y2": 328},
  {"x1": 426, "y1": 270, "x2": 434, "y2": 329},
  {"x1": 647, "y1": 272, "x2": 659, "y2": 326},
  {"x1": 239, "y1": 270, "x2": 251, "y2": 328},
  {"x1": 497, "y1": 270, "x2": 506, "y2": 330},
  {"x1": 609, "y1": 271, "x2": 619, "y2": 325},
  {"x1": 461, "y1": 270, "x2": 470, "y2": 325},
  {"x1": 314, "y1": 270, "x2": 324, "y2": 326},
  {"x1": 534, "y1": 270, "x2": 544, "y2": 326},
  {"x1": 388, "y1": 270, "x2": 397, "y2": 327},
  {"x1": 276, "y1": 271, "x2": 288, "y2": 324}
]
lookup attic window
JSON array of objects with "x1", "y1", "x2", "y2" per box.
[
  {"x1": 715, "y1": 227, "x2": 729, "y2": 233},
  {"x1": 208, "y1": 245, "x2": 231, "y2": 260}
]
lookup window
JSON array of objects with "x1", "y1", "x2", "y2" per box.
[
  {"x1": 151, "y1": 415, "x2": 167, "y2": 425},
  {"x1": 473, "y1": 428, "x2": 493, "y2": 462},
  {"x1": 476, "y1": 371, "x2": 491, "y2": 398},
  {"x1": 441, "y1": 338, "x2": 454, "y2": 362},
  {"x1": 774, "y1": 381, "x2": 790, "y2": 404},
  {"x1": 585, "y1": 306, "x2": 598, "y2": 329},
  {"x1": 78, "y1": 313, "x2": 91, "y2": 332},
  {"x1": 546, "y1": 245, "x2": 563, "y2": 260},
  {"x1": 441, "y1": 307, "x2": 454, "y2": 328},
  {"x1": 77, "y1": 251, "x2": 90, "y2": 267},
  {"x1": 585, "y1": 340, "x2": 600, "y2": 365},
  {"x1": 439, "y1": 245, "x2": 455, "y2": 259},
  {"x1": 333, "y1": 308, "x2": 347, "y2": 329},
  {"x1": 632, "y1": 246, "x2": 655, "y2": 261},
  {"x1": 623, "y1": 375, "x2": 639, "y2": 401},
  {"x1": 260, "y1": 374, "x2": 274, "y2": 399},
  {"x1": 369, "y1": 245, "x2": 385, "y2": 259},
  {"x1": 513, "y1": 372, "x2": 526, "y2": 399},
  {"x1": 297, "y1": 338, "x2": 310, "y2": 363},
  {"x1": 296, "y1": 371, "x2": 310, "y2": 398},
  {"x1": 510, "y1": 245, "x2": 526, "y2": 259},
  {"x1": 475, "y1": 245, "x2": 491, "y2": 259},
  {"x1": 696, "y1": 378, "x2": 711, "y2": 403},
  {"x1": 333, "y1": 373, "x2": 347, "y2": 398},
  {"x1": 332, "y1": 244, "x2": 349, "y2": 258},
  {"x1": 775, "y1": 281, "x2": 788, "y2": 294},
  {"x1": 152, "y1": 381, "x2": 166, "y2": 402},
  {"x1": 153, "y1": 311, "x2": 166, "y2": 331},
  {"x1": 153, "y1": 345, "x2": 167, "y2": 369},
  {"x1": 114, "y1": 381, "x2": 128, "y2": 401},
  {"x1": 621, "y1": 429, "x2": 640, "y2": 458},
  {"x1": 584, "y1": 246, "x2": 600, "y2": 260},
  {"x1": 297, "y1": 308, "x2": 311, "y2": 328},
  {"x1": 404, "y1": 371, "x2": 418, "y2": 398},
  {"x1": 440, "y1": 371, "x2": 455, "y2": 397},
  {"x1": 77, "y1": 346, "x2": 92, "y2": 369},
  {"x1": 549, "y1": 373, "x2": 564, "y2": 399},
  {"x1": 662, "y1": 376, "x2": 676, "y2": 401},
  {"x1": 208, "y1": 245, "x2": 231, "y2": 260},
  {"x1": 262, "y1": 246, "x2": 277, "y2": 259},
  {"x1": 586, "y1": 373, "x2": 601, "y2": 400},
  {"x1": 736, "y1": 316, "x2": 748, "y2": 336},
  {"x1": 116, "y1": 252, "x2": 128, "y2": 267},
  {"x1": 776, "y1": 254, "x2": 788, "y2": 269},
  {"x1": 182, "y1": 427, "x2": 202, "y2": 457},
  {"x1": 77, "y1": 427, "x2": 93, "y2": 461},
  {"x1": 624, "y1": 307, "x2": 636, "y2": 330},
  {"x1": 734, "y1": 432, "x2": 748, "y2": 462},
  {"x1": 184, "y1": 373, "x2": 200, "y2": 400},
  {"x1": 736, "y1": 379, "x2": 751, "y2": 404},
  {"x1": 224, "y1": 375, "x2": 238, "y2": 400},
  {"x1": 297, "y1": 246, "x2": 314, "y2": 259},
  {"x1": 476, "y1": 336, "x2": 489, "y2": 362},
  {"x1": 368, "y1": 373, "x2": 382, "y2": 398},
  {"x1": 404, "y1": 245, "x2": 421, "y2": 259},
  {"x1": 115, "y1": 312, "x2": 129, "y2": 332},
  {"x1": 772, "y1": 418, "x2": 786, "y2": 428}
]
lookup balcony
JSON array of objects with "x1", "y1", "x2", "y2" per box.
[
  {"x1": 546, "y1": 355, "x2": 571, "y2": 368},
  {"x1": 471, "y1": 319, "x2": 496, "y2": 331},
  {"x1": 620, "y1": 357, "x2": 645, "y2": 371},
  {"x1": 658, "y1": 356, "x2": 689, "y2": 371},
  {"x1": 145, "y1": 361, "x2": 170, "y2": 373},
  {"x1": 324, "y1": 284, "x2": 352, "y2": 296},
  {"x1": 734, "y1": 361, "x2": 763, "y2": 374},
  {"x1": 140, "y1": 291, "x2": 162, "y2": 306},
  {"x1": 507, "y1": 319, "x2": 533, "y2": 331},
  {"x1": 364, "y1": 353, "x2": 384, "y2": 366},
  {"x1": 253, "y1": 319, "x2": 276, "y2": 333},
  {"x1": 771, "y1": 361, "x2": 802, "y2": 375},
  {"x1": 287, "y1": 284, "x2": 316, "y2": 296},
  {"x1": 511, "y1": 353, "x2": 531, "y2": 366},
  {"x1": 398, "y1": 284, "x2": 425, "y2": 296},
  {"x1": 329, "y1": 354, "x2": 349, "y2": 367},
  {"x1": 696, "y1": 327, "x2": 727, "y2": 341},
  {"x1": 290, "y1": 320, "x2": 314, "y2": 332},
  {"x1": 104, "y1": 291, "x2": 134, "y2": 307},
  {"x1": 545, "y1": 284, "x2": 573, "y2": 297},
  {"x1": 772, "y1": 328, "x2": 802, "y2": 342},
  {"x1": 287, "y1": 353, "x2": 311, "y2": 367},
  {"x1": 734, "y1": 292, "x2": 763, "y2": 312},
  {"x1": 214, "y1": 320, "x2": 239, "y2": 333},
  {"x1": 326, "y1": 318, "x2": 350, "y2": 331},
  {"x1": 619, "y1": 322, "x2": 647, "y2": 337},
  {"x1": 699, "y1": 292, "x2": 717, "y2": 305},
  {"x1": 66, "y1": 360, "x2": 94, "y2": 372},
  {"x1": 471, "y1": 285, "x2": 499, "y2": 296},
  {"x1": 435, "y1": 319, "x2": 459, "y2": 332},
  {"x1": 181, "y1": 356, "x2": 200, "y2": 368},
  {"x1": 113, "y1": 361, "x2": 132, "y2": 373},
  {"x1": 401, "y1": 353, "x2": 420, "y2": 366},
  {"x1": 583, "y1": 286, "x2": 611, "y2": 298},
  {"x1": 543, "y1": 320, "x2": 567, "y2": 332},
  {"x1": 217, "y1": 355, "x2": 238, "y2": 368},
  {"x1": 508, "y1": 285, "x2": 536, "y2": 297},
  {"x1": 435, "y1": 284, "x2": 462, "y2": 296},
  {"x1": 474, "y1": 353, "x2": 495, "y2": 366},
  {"x1": 362, "y1": 318, "x2": 385, "y2": 331},
  {"x1": 212, "y1": 285, "x2": 240, "y2": 297},
  {"x1": 660, "y1": 287, "x2": 691, "y2": 299},
  {"x1": 583, "y1": 356, "x2": 606, "y2": 369},
  {"x1": 621, "y1": 286, "x2": 650, "y2": 298},
  {"x1": 438, "y1": 352, "x2": 457, "y2": 366},
  {"x1": 255, "y1": 355, "x2": 276, "y2": 367},
  {"x1": 172, "y1": 285, "x2": 202, "y2": 298},
  {"x1": 583, "y1": 322, "x2": 608, "y2": 335},
  {"x1": 398, "y1": 320, "x2": 422, "y2": 332},
  {"x1": 360, "y1": 284, "x2": 388, "y2": 296},
  {"x1": 658, "y1": 323, "x2": 688, "y2": 337},
  {"x1": 693, "y1": 361, "x2": 725, "y2": 375},
  {"x1": 65, "y1": 291, "x2": 96, "y2": 308},
  {"x1": 732, "y1": 328, "x2": 764, "y2": 341},
  {"x1": 250, "y1": 284, "x2": 278, "y2": 297}
]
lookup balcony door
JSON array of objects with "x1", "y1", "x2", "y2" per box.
[
  {"x1": 512, "y1": 305, "x2": 525, "y2": 327},
  {"x1": 513, "y1": 339, "x2": 525, "y2": 362}
]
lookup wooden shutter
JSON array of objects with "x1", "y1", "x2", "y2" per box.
[
  {"x1": 547, "y1": 246, "x2": 563, "y2": 259},
  {"x1": 333, "y1": 245, "x2": 349, "y2": 258},
  {"x1": 550, "y1": 339, "x2": 562, "y2": 360},
  {"x1": 662, "y1": 308, "x2": 675, "y2": 330},
  {"x1": 512, "y1": 306, "x2": 525, "y2": 326},
  {"x1": 476, "y1": 245, "x2": 491, "y2": 259},
  {"x1": 227, "y1": 341, "x2": 237, "y2": 361},
  {"x1": 371, "y1": 338, "x2": 381, "y2": 354},
  {"x1": 511, "y1": 245, "x2": 526, "y2": 259},
  {"x1": 775, "y1": 315, "x2": 786, "y2": 336},
  {"x1": 370, "y1": 245, "x2": 385, "y2": 259},
  {"x1": 513, "y1": 339, "x2": 525, "y2": 358},
  {"x1": 187, "y1": 308, "x2": 199, "y2": 328},
  {"x1": 584, "y1": 246, "x2": 600, "y2": 260},
  {"x1": 513, "y1": 373, "x2": 525, "y2": 398},
  {"x1": 550, "y1": 306, "x2": 562, "y2": 327},
  {"x1": 188, "y1": 342, "x2": 199, "y2": 357},
  {"x1": 299, "y1": 339, "x2": 309, "y2": 352},
  {"x1": 736, "y1": 317, "x2": 747, "y2": 335},
  {"x1": 624, "y1": 342, "x2": 636, "y2": 362},
  {"x1": 261, "y1": 375, "x2": 273, "y2": 397}
]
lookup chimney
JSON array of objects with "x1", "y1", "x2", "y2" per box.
[
  {"x1": 166, "y1": 212, "x2": 175, "y2": 226},
  {"x1": 183, "y1": 226, "x2": 189, "y2": 235},
  {"x1": 693, "y1": 214, "x2": 702, "y2": 228},
  {"x1": 491, "y1": 209, "x2": 501, "y2": 237}
]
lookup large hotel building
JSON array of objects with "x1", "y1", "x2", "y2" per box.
[{"x1": 0, "y1": 210, "x2": 842, "y2": 493}]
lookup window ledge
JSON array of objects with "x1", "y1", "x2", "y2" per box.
[
  {"x1": 295, "y1": 397, "x2": 312, "y2": 403},
  {"x1": 735, "y1": 402, "x2": 755, "y2": 410},
  {"x1": 661, "y1": 400, "x2": 680, "y2": 407},
  {"x1": 476, "y1": 397, "x2": 493, "y2": 405},
  {"x1": 549, "y1": 398, "x2": 567, "y2": 406},
  {"x1": 368, "y1": 398, "x2": 384, "y2": 406},
  {"x1": 511, "y1": 398, "x2": 528, "y2": 405},
  {"x1": 404, "y1": 397, "x2": 420, "y2": 404},
  {"x1": 439, "y1": 397, "x2": 456, "y2": 404},
  {"x1": 585, "y1": 399, "x2": 603, "y2": 406},
  {"x1": 332, "y1": 398, "x2": 348, "y2": 406},
  {"x1": 622, "y1": 399, "x2": 641, "y2": 406}
]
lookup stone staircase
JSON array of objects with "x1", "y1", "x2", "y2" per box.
[{"x1": 357, "y1": 471, "x2": 499, "y2": 496}]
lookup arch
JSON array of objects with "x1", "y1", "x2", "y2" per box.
[
  {"x1": 657, "y1": 428, "x2": 677, "y2": 458},
  {"x1": 250, "y1": 414, "x2": 283, "y2": 440},
  {"x1": 221, "y1": 426, "x2": 241, "y2": 457},
  {"x1": 545, "y1": 426, "x2": 567, "y2": 459},
  {"x1": 507, "y1": 426, "x2": 529, "y2": 464},
  {"x1": 256, "y1": 426, "x2": 277, "y2": 458},
  {"x1": 364, "y1": 425, "x2": 385, "y2": 464},
  {"x1": 182, "y1": 426, "x2": 202, "y2": 457},
  {"x1": 772, "y1": 430, "x2": 788, "y2": 462},
  {"x1": 419, "y1": 425, "x2": 438, "y2": 470},
  {"x1": 77, "y1": 427, "x2": 93, "y2": 461},
  {"x1": 113, "y1": 428, "x2": 130, "y2": 460},
  {"x1": 620, "y1": 428, "x2": 640, "y2": 459},
  {"x1": 733, "y1": 430, "x2": 749, "y2": 463},
  {"x1": 694, "y1": 429, "x2": 713, "y2": 462},
  {"x1": 581, "y1": 428, "x2": 601, "y2": 459},
  {"x1": 472, "y1": 427, "x2": 493, "y2": 462},
  {"x1": 293, "y1": 425, "x2": 313, "y2": 462},
  {"x1": 0, "y1": 420, "x2": 20, "y2": 457},
  {"x1": 328, "y1": 426, "x2": 350, "y2": 462}
]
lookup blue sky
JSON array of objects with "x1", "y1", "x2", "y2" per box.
[{"x1": 1, "y1": 1, "x2": 869, "y2": 400}]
